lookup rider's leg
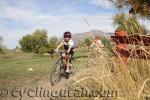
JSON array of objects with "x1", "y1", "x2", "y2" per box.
[
  {"x1": 65, "y1": 57, "x2": 70, "y2": 79},
  {"x1": 65, "y1": 51, "x2": 74, "y2": 79},
  {"x1": 65, "y1": 54, "x2": 71, "y2": 73},
  {"x1": 69, "y1": 51, "x2": 74, "y2": 66}
]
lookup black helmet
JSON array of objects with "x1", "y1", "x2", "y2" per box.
[{"x1": 63, "y1": 31, "x2": 72, "y2": 38}]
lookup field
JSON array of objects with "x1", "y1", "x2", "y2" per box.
[
  {"x1": 0, "y1": 48, "x2": 88, "y2": 86},
  {"x1": 0, "y1": 48, "x2": 150, "y2": 100}
]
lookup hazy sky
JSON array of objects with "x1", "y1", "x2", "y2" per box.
[{"x1": 0, "y1": 0, "x2": 150, "y2": 49}]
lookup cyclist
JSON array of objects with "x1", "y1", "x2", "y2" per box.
[{"x1": 55, "y1": 31, "x2": 74, "y2": 79}]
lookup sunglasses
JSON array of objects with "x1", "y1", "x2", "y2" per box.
[{"x1": 64, "y1": 36, "x2": 70, "y2": 38}]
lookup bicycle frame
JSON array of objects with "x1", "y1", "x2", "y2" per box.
[
  {"x1": 50, "y1": 50, "x2": 75, "y2": 86},
  {"x1": 60, "y1": 51, "x2": 68, "y2": 70},
  {"x1": 57, "y1": 51, "x2": 71, "y2": 70}
]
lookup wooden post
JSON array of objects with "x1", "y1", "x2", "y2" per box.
[{"x1": 115, "y1": 31, "x2": 128, "y2": 65}]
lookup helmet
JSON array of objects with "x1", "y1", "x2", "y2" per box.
[{"x1": 63, "y1": 31, "x2": 72, "y2": 38}]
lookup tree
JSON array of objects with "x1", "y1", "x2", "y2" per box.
[
  {"x1": 19, "y1": 34, "x2": 35, "y2": 53},
  {"x1": 32, "y1": 29, "x2": 48, "y2": 53},
  {"x1": 109, "y1": 0, "x2": 150, "y2": 19},
  {"x1": 48, "y1": 36, "x2": 58, "y2": 51},
  {"x1": 113, "y1": 13, "x2": 147, "y2": 34},
  {"x1": 19, "y1": 29, "x2": 49, "y2": 54}
]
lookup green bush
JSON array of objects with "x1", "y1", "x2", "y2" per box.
[
  {"x1": 48, "y1": 36, "x2": 58, "y2": 51},
  {"x1": 84, "y1": 37, "x2": 93, "y2": 50},
  {"x1": 19, "y1": 29, "x2": 49, "y2": 54},
  {"x1": 101, "y1": 36, "x2": 113, "y2": 50}
]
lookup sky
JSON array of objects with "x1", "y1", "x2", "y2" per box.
[{"x1": 0, "y1": 0, "x2": 150, "y2": 49}]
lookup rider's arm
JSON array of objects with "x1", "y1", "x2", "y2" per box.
[
  {"x1": 56, "y1": 42, "x2": 63, "y2": 50},
  {"x1": 66, "y1": 46, "x2": 72, "y2": 54},
  {"x1": 66, "y1": 40, "x2": 73, "y2": 54}
]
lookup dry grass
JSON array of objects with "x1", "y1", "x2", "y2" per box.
[{"x1": 68, "y1": 44, "x2": 150, "y2": 100}]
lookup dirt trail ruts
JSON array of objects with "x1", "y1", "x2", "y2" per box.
[
  {"x1": 1, "y1": 74, "x2": 77, "y2": 100},
  {"x1": 3, "y1": 59, "x2": 88, "y2": 100}
]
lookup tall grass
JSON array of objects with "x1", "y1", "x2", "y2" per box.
[{"x1": 69, "y1": 39, "x2": 150, "y2": 100}]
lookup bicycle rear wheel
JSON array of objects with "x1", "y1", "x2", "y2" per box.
[{"x1": 50, "y1": 60, "x2": 62, "y2": 86}]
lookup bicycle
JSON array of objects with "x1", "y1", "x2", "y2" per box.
[{"x1": 49, "y1": 50, "x2": 75, "y2": 86}]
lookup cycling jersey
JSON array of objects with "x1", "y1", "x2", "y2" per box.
[{"x1": 62, "y1": 39, "x2": 74, "y2": 56}]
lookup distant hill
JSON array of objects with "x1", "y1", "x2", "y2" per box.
[{"x1": 72, "y1": 29, "x2": 113, "y2": 46}]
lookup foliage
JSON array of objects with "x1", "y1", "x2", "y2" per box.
[
  {"x1": 48, "y1": 36, "x2": 58, "y2": 51},
  {"x1": 113, "y1": 13, "x2": 147, "y2": 35},
  {"x1": 32, "y1": 29, "x2": 48, "y2": 53},
  {"x1": 19, "y1": 29, "x2": 49, "y2": 54},
  {"x1": 84, "y1": 37, "x2": 93, "y2": 48},
  {"x1": 109, "y1": 0, "x2": 150, "y2": 19},
  {"x1": 101, "y1": 36, "x2": 113, "y2": 50}
]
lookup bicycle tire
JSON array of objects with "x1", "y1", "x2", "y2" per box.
[{"x1": 50, "y1": 59, "x2": 62, "y2": 86}]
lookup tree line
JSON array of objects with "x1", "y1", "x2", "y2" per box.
[{"x1": 19, "y1": 29, "x2": 58, "y2": 54}]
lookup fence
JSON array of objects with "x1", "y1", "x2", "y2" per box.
[{"x1": 111, "y1": 35, "x2": 150, "y2": 64}]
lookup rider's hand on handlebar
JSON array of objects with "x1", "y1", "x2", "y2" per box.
[{"x1": 55, "y1": 49, "x2": 59, "y2": 53}]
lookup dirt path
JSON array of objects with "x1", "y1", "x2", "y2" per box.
[
  {"x1": 1, "y1": 54, "x2": 107, "y2": 100},
  {"x1": 3, "y1": 74, "x2": 77, "y2": 100},
  {"x1": 41, "y1": 74, "x2": 82, "y2": 100},
  {"x1": 2, "y1": 57, "x2": 92, "y2": 100}
]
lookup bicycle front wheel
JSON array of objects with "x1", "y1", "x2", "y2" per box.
[{"x1": 50, "y1": 60, "x2": 62, "y2": 86}]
